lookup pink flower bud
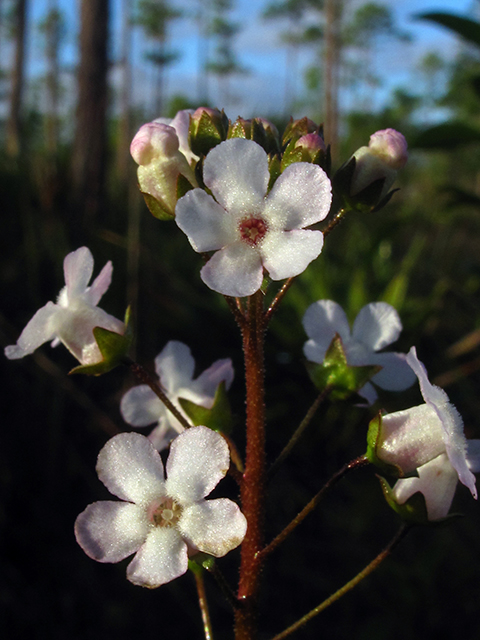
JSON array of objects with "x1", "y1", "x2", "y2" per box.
[
  {"x1": 368, "y1": 129, "x2": 408, "y2": 170},
  {"x1": 295, "y1": 133, "x2": 326, "y2": 153},
  {"x1": 130, "y1": 122, "x2": 179, "y2": 165}
]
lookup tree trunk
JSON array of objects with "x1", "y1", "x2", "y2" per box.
[
  {"x1": 72, "y1": 0, "x2": 110, "y2": 231},
  {"x1": 117, "y1": 0, "x2": 132, "y2": 183},
  {"x1": 324, "y1": 0, "x2": 342, "y2": 160},
  {"x1": 6, "y1": 0, "x2": 28, "y2": 158}
]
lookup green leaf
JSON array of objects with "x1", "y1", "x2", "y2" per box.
[
  {"x1": 307, "y1": 334, "x2": 381, "y2": 400},
  {"x1": 69, "y1": 307, "x2": 134, "y2": 376},
  {"x1": 415, "y1": 12, "x2": 480, "y2": 48},
  {"x1": 178, "y1": 382, "x2": 233, "y2": 435},
  {"x1": 413, "y1": 122, "x2": 480, "y2": 149}
]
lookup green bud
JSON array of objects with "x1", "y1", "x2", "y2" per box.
[{"x1": 189, "y1": 107, "x2": 229, "y2": 157}]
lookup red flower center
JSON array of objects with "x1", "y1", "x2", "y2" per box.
[{"x1": 239, "y1": 218, "x2": 268, "y2": 246}]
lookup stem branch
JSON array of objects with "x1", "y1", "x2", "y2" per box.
[{"x1": 269, "y1": 524, "x2": 410, "y2": 640}]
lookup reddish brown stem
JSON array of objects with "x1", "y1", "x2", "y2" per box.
[{"x1": 234, "y1": 291, "x2": 267, "y2": 640}]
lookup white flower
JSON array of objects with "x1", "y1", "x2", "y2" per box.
[
  {"x1": 121, "y1": 340, "x2": 234, "y2": 450},
  {"x1": 75, "y1": 427, "x2": 247, "y2": 588},
  {"x1": 175, "y1": 138, "x2": 332, "y2": 297},
  {"x1": 350, "y1": 128, "x2": 408, "y2": 197},
  {"x1": 378, "y1": 347, "x2": 480, "y2": 520},
  {"x1": 5, "y1": 247, "x2": 124, "y2": 366},
  {"x1": 303, "y1": 300, "x2": 416, "y2": 402}
]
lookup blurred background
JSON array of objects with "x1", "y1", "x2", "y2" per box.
[{"x1": 2, "y1": 0, "x2": 480, "y2": 638}]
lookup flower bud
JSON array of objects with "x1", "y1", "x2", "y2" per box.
[
  {"x1": 228, "y1": 116, "x2": 280, "y2": 155},
  {"x1": 189, "y1": 107, "x2": 229, "y2": 157},
  {"x1": 131, "y1": 120, "x2": 197, "y2": 219},
  {"x1": 350, "y1": 128, "x2": 408, "y2": 196},
  {"x1": 282, "y1": 132, "x2": 327, "y2": 171},
  {"x1": 282, "y1": 116, "x2": 320, "y2": 146}
]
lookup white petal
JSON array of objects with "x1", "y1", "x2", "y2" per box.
[
  {"x1": 260, "y1": 229, "x2": 323, "y2": 280},
  {"x1": 406, "y1": 347, "x2": 476, "y2": 497},
  {"x1": 379, "y1": 404, "x2": 446, "y2": 473},
  {"x1": 176, "y1": 189, "x2": 237, "y2": 252},
  {"x1": 187, "y1": 358, "x2": 235, "y2": 405},
  {"x1": 154, "y1": 341, "x2": 195, "y2": 394},
  {"x1": 5, "y1": 302, "x2": 58, "y2": 359},
  {"x1": 120, "y1": 385, "x2": 164, "y2": 427},
  {"x1": 263, "y1": 162, "x2": 332, "y2": 230},
  {"x1": 63, "y1": 247, "x2": 94, "y2": 299},
  {"x1": 302, "y1": 300, "x2": 351, "y2": 363},
  {"x1": 203, "y1": 139, "x2": 269, "y2": 217},
  {"x1": 85, "y1": 260, "x2": 113, "y2": 306},
  {"x1": 357, "y1": 382, "x2": 378, "y2": 404},
  {"x1": 393, "y1": 454, "x2": 459, "y2": 520},
  {"x1": 179, "y1": 498, "x2": 247, "y2": 557},
  {"x1": 467, "y1": 440, "x2": 480, "y2": 473},
  {"x1": 369, "y1": 352, "x2": 417, "y2": 391},
  {"x1": 352, "y1": 302, "x2": 402, "y2": 351},
  {"x1": 148, "y1": 422, "x2": 183, "y2": 451},
  {"x1": 97, "y1": 433, "x2": 166, "y2": 505},
  {"x1": 200, "y1": 243, "x2": 264, "y2": 297},
  {"x1": 54, "y1": 304, "x2": 125, "y2": 365},
  {"x1": 127, "y1": 527, "x2": 188, "y2": 587},
  {"x1": 75, "y1": 501, "x2": 149, "y2": 562},
  {"x1": 165, "y1": 426, "x2": 230, "y2": 504}
]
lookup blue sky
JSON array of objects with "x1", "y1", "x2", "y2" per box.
[{"x1": 25, "y1": 0, "x2": 477, "y2": 118}]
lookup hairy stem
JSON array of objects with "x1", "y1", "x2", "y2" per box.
[{"x1": 235, "y1": 291, "x2": 267, "y2": 640}]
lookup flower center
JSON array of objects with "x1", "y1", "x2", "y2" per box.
[
  {"x1": 152, "y1": 497, "x2": 183, "y2": 528},
  {"x1": 239, "y1": 217, "x2": 268, "y2": 246}
]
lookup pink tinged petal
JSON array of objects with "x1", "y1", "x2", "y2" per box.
[
  {"x1": 168, "y1": 109, "x2": 198, "y2": 163},
  {"x1": 262, "y1": 162, "x2": 332, "y2": 230},
  {"x1": 302, "y1": 300, "x2": 351, "y2": 363},
  {"x1": 63, "y1": 247, "x2": 94, "y2": 299},
  {"x1": 126, "y1": 527, "x2": 188, "y2": 587},
  {"x1": 368, "y1": 352, "x2": 417, "y2": 391},
  {"x1": 96, "y1": 433, "x2": 166, "y2": 505},
  {"x1": 75, "y1": 501, "x2": 149, "y2": 563},
  {"x1": 406, "y1": 348, "x2": 476, "y2": 497},
  {"x1": 203, "y1": 139, "x2": 269, "y2": 217},
  {"x1": 379, "y1": 404, "x2": 446, "y2": 473},
  {"x1": 120, "y1": 385, "x2": 164, "y2": 427},
  {"x1": 393, "y1": 454, "x2": 459, "y2": 520},
  {"x1": 260, "y1": 229, "x2": 323, "y2": 281},
  {"x1": 467, "y1": 440, "x2": 480, "y2": 473},
  {"x1": 179, "y1": 498, "x2": 247, "y2": 557},
  {"x1": 176, "y1": 189, "x2": 237, "y2": 252},
  {"x1": 165, "y1": 426, "x2": 230, "y2": 504},
  {"x1": 131, "y1": 122, "x2": 179, "y2": 165},
  {"x1": 85, "y1": 260, "x2": 113, "y2": 306},
  {"x1": 155, "y1": 341, "x2": 195, "y2": 394},
  {"x1": 352, "y1": 303, "x2": 402, "y2": 351},
  {"x1": 200, "y1": 242, "x2": 264, "y2": 297},
  {"x1": 5, "y1": 302, "x2": 58, "y2": 359}
]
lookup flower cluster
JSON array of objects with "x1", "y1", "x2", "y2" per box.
[
  {"x1": 121, "y1": 340, "x2": 234, "y2": 450},
  {"x1": 75, "y1": 426, "x2": 247, "y2": 587}
]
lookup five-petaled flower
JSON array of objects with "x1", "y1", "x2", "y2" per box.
[
  {"x1": 5, "y1": 247, "x2": 124, "y2": 366},
  {"x1": 75, "y1": 426, "x2": 247, "y2": 587},
  {"x1": 121, "y1": 340, "x2": 234, "y2": 450},
  {"x1": 303, "y1": 300, "x2": 416, "y2": 402},
  {"x1": 175, "y1": 138, "x2": 332, "y2": 297},
  {"x1": 377, "y1": 347, "x2": 480, "y2": 520}
]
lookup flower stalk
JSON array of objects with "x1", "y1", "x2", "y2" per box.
[
  {"x1": 193, "y1": 567, "x2": 215, "y2": 640},
  {"x1": 269, "y1": 523, "x2": 410, "y2": 640}
]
